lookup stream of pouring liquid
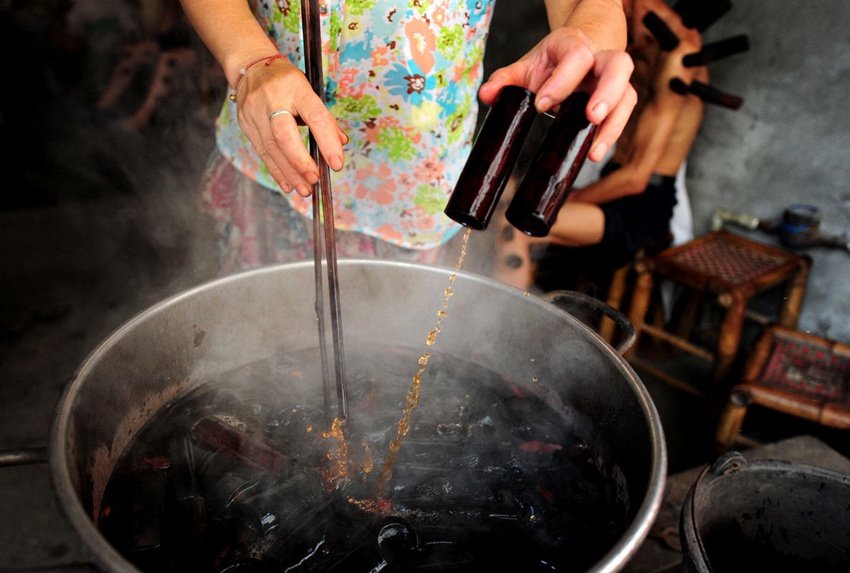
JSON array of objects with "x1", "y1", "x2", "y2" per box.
[
  {"x1": 322, "y1": 229, "x2": 472, "y2": 497},
  {"x1": 375, "y1": 227, "x2": 472, "y2": 495}
]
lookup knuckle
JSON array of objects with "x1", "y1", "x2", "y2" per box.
[
  {"x1": 267, "y1": 120, "x2": 289, "y2": 142},
  {"x1": 263, "y1": 137, "x2": 284, "y2": 157},
  {"x1": 575, "y1": 44, "x2": 596, "y2": 69},
  {"x1": 261, "y1": 133, "x2": 280, "y2": 154}
]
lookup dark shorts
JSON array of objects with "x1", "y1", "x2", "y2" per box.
[
  {"x1": 598, "y1": 174, "x2": 678, "y2": 265},
  {"x1": 534, "y1": 173, "x2": 677, "y2": 291}
]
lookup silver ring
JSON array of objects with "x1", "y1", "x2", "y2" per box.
[{"x1": 269, "y1": 109, "x2": 293, "y2": 122}]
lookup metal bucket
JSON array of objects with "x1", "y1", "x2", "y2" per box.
[
  {"x1": 49, "y1": 260, "x2": 666, "y2": 572},
  {"x1": 681, "y1": 451, "x2": 850, "y2": 573}
]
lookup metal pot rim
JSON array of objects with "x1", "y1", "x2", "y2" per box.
[{"x1": 49, "y1": 259, "x2": 667, "y2": 573}]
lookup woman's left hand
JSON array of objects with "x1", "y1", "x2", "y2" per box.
[{"x1": 479, "y1": 26, "x2": 636, "y2": 163}]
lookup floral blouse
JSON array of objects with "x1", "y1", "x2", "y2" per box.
[{"x1": 216, "y1": 0, "x2": 496, "y2": 250}]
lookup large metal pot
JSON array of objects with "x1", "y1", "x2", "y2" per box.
[{"x1": 49, "y1": 260, "x2": 666, "y2": 572}]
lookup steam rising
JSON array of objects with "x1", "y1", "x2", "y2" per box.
[{"x1": 28, "y1": 12, "x2": 226, "y2": 357}]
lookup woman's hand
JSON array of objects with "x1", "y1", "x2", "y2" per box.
[
  {"x1": 232, "y1": 57, "x2": 349, "y2": 197},
  {"x1": 479, "y1": 19, "x2": 636, "y2": 163}
]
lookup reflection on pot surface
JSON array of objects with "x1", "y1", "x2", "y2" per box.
[{"x1": 99, "y1": 346, "x2": 628, "y2": 572}]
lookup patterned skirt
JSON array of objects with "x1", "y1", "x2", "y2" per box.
[{"x1": 199, "y1": 153, "x2": 448, "y2": 275}]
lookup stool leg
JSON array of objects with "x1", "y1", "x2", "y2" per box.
[
  {"x1": 715, "y1": 387, "x2": 751, "y2": 453},
  {"x1": 713, "y1": 292, "x2": 747, "y2": 399},
  {"x1": 600, "y1": 264, "x2": 630, "y2": 343},
  {"x1": 778, "y1": 259, "x2": 810, "y2": 329},
  {"x1": 624, "y1": 268, "x2": 654, "y2": 360},
  {"x1": 674, "y1": 288, "x2": 702, "y2": 341}
]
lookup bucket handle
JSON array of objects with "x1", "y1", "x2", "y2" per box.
[
  {"x1": 541, "y1": 290, "x2": 637, "y2": 355},
  {"x1": 708, "y1": 450, "x2": 748, "y2": 476}
]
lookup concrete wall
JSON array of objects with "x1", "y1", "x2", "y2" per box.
[
  {"x1": 485, "y1": 0, "x2": 850, "y2": 342},
  {"x1": 687, "y1": 1, "x2": 850, "y2": 341}
]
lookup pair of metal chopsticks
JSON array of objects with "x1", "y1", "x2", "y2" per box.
[{"x1": 300, "y1": 0, "x2": 349, "y2": 435}]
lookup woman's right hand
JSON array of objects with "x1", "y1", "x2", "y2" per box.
[{"x1": 232, "y1": 56, "x2": 349, "y2": 197}]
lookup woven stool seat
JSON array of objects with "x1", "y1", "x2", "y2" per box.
[
  {"x1": 716, "y1": 325, "x2": 850, "y2": 451},
  {"x1": 625, "y1": 230, "x2": 812, "y2": 400},
  {"x1": 663, "y1": 237, "x2": 789, "y2": 282},
  {"x1": 653, "y1": 231, "x2": 806, "y2": 296}
]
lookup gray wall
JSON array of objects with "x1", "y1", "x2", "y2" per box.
[
  {"x1": 485, "y1": 0, "x2": 850, "y2": 342},
  {"x1": 688, "y1": 1, "x2": 850, "y2": 341}
]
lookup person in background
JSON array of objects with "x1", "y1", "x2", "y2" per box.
[
  {"x1": 494, "y1": 0, "x2": 706, "y2": 292},
  {"x1": 178, "y1": 0, "x2": 636, "y2": 274},
  {"x1": 90, "y1": 0, "x2": 200, "y2": 129}
]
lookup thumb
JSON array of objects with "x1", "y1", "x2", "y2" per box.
[{"x1": 478, "y1": 65, "x2": 527, "y2": 106}]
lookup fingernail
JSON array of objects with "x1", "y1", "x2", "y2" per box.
[
  {"x1": 591, "y1": 141, "x2": 608, "y2": 161},
  {"x1": 280, "y1": 181, "x2": 291, "y2": 193},
  {"x1": 536, "y1": 96, "x2": 552, "y2": 112},
  {"x1": 306, "y1": 171, "x2": 319, "y2": 184},
  {"x1": 592, "y1": 101, "x2": 610, "y2": 120},
  {"x1": 297, "y1": 184, "x2": 312, "y2": 197},
  {"x1": 329, "y1": 155, "x2": 343, "y2": 171}
]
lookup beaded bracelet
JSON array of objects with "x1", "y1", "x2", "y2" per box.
[{"x1": 229, "y1": 53, "x2": 286, "y2": 102}]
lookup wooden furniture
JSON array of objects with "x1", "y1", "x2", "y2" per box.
[
  {"x1": 715, "y1": 325, "x2": 850, "y2": 452},
  {"x1": 599, "y1": 233, "x2": 674, "y2": 345},
  {"x1": 625, "y1": 231, "x2": 812, "y2": 399}
]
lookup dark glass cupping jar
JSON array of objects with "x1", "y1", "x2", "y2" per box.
[
  {"x1": 443, "y1": 86, "x2": 537, "y2": 230},
  {"x1": 506, "y1": 92, "x2": 598, "y2": 237}
]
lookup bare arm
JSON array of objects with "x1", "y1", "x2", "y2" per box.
[
  {"x1": 179, "y1": 0, "x2": 278, "y2": 86},
  {"x1": 543, "y1": 76, "x2": 700, "y2": 246},
  {"x1": 568, "y1": 15, "x2": 705, "y2": 204},
  {"x1": 480, "y1": 0, "x2": 636, "y2": 162},
  {"x1": 569, "y1": 86, "x2": 685, "y2": 204},
  {"x1": 544, "y1": 0, "x2": 627, "y2": 53}
]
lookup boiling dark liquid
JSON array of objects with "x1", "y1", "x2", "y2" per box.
[{"x1": 98, "y1": 347, "x2": 627, "y2": 572}]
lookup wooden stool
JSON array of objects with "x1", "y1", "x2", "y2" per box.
[
  {"x1": 625, "y1": 230, "x2": 812, "y2": 399},
  {"x1": 599, "y1": 233, "x2": 674, "y2": 344},
  {"x1": 715, "y1": 325, "x2": 850, "y2": 452}
]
